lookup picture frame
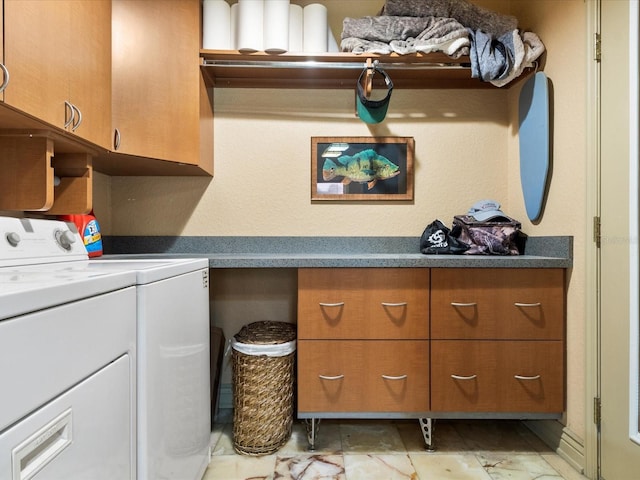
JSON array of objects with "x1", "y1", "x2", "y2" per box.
[{"x1": 311, "y1": 136, "x2": 414, "y2": 201}]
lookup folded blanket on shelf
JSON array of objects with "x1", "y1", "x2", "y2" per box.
[
  {"x1": 469, "y1": 29, "x2": 545, "y2": 87},
  {"x1": 341, "y1": 15, "x2": 470, "y2": 57},
  {"x1": 381, "y1": 0, "x2": 517, "y2": 37}
]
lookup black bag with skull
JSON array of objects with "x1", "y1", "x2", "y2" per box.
[{"x1": 419, "y1": 219, "x2": 469, "y2": 255}]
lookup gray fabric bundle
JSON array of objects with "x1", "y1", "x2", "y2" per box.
[
  {"x1": 467, "y1": 29, "x2": 544, "y2": 87},
  {"x1": 382, "y1": 0, "x2": 517, "y2": 37},
  {"x1": 341, "y1": 15, "x2": 470, "y2": 57}
]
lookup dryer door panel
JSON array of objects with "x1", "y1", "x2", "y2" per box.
[{"x1": 0, "y1": 355, "x2": 133, "y2": 480}]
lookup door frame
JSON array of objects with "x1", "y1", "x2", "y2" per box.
[
  {"x1": 586, "y1": 1, "x2": 640, "y2": 478},
  {"x1": 584, "y1": 1, "x2": 600, "y2": 478}
]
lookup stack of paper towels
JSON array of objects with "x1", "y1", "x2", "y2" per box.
[{"x1": 202, "y1": 0, "x2": 339, "y2": 53}]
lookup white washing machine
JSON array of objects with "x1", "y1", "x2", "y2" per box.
[{"x1": 0, "y1": 216, "x2": 138, "y2": 480}]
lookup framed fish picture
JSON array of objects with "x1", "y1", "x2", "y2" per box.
[{"x1": 311, "y1": 136, "x2": 415, "y2": 201}]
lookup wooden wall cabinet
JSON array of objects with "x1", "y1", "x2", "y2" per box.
[
  {"x1": 2, "y1": 0, "x2": 111, "y2": 149},
  {"x1": 108, "y1": 0, "x2": 213, "y2": 175}
]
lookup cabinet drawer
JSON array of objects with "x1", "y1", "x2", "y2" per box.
[
  {"x1": 431, "y1": 269, "x2": 564, "y2": 340},
  {"x1": 298, "y1": 340, "x2": 429, "y2": 413},
  {"x1": 431, "y1": 340, "x2": 564, "y2": 413},
  {"x1": 298, "y1": 268, "x2": 429, "y2": 339}
]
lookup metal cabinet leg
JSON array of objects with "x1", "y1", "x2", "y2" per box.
[
  {"x1": 304, "y1": 418, "x2": 320, "y2": 451},
  {"x1": 419, "y1": 418, "x2": 436, "y2": 451}
]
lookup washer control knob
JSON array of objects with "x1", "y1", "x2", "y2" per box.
[
  {"x1": 55, "y1": 229, "x2": 77, "y2": 250},
  {"x1": 6, "y1": 231, "x2": 21, "y2": 247}
]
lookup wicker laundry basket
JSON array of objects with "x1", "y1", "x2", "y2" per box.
[{"x1": 232, "y1": 321, "x2": 296, "y2": 456}]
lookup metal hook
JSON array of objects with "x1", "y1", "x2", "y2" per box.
[{"x1": 364, "y1": 58, "x2": 374, "y2": 97}]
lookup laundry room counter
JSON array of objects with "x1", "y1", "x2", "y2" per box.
[{"x1": 102, "y1": 236, "x2": 572, "y2": 269}]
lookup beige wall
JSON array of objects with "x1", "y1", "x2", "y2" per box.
[{"x1": 96, "y1": 0, "x2": 589, "y2": 453}]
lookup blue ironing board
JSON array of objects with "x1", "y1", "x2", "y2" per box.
[{"x1": 518, "y1": 71, "x2": 550, "y2": 222}]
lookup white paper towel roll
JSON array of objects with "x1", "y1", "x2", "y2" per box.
[
  {"x1": 327, "y1": 25, "x2": 340, "y2": 52},
  {"x1": 202, "y1": 0, "x2": 231, "y2": 50},
  {"x1": 237, "y1": 0, "x2": 264, "y2": 53},
  {"x1": 288, "y1": 4, "x2": 303, "y2": 52},
  {"x1": 303, "y1": 3, "x2": 328, "y2": 53},
  {"x1": 230, "y1": 3, "x2": 239, "y2": 50},
  {"x1": 263, "y1": 0, "x2": 289, "y2": 53}
]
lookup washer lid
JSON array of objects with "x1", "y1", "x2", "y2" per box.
[{"x1": 0, "y1": 264, "x2": 136, "y2": 319}]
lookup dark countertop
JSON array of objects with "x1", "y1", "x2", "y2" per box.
[{"x1": 103, "y1": 235, "x2": 572, "y2": 269}]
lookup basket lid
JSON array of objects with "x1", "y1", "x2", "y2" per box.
[{"x1": 234, "y1": 321, "x2": 296, "y2": 345}]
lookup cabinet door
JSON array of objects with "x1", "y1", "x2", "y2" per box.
[
  {"x1": 298, "y1": 340, "x2": 429, "y2": 413},
  {"x1": 431, "y1": 340, "x2": 564, "y2": 413},
  {"x1": 431, "y1": 268, "x2": 565, "y2": 340},
  {"x1": 68, "y1": 0, "x2": 111, "y2": 149},
  {"x1": 3, "y1": 0, "x2": 70, "y2": 128},
  {"x1": 112, "y1": 0, "x2": 201, "y2": 164},
  {"x1": 2, "y1": 0, "x2": 111, "y2": 149},
  {"x1": 0, "y1": 0, "x2": 4, "y2": 101},
  {"x1": 298, "y1": 268, "x2": 429, "y2": 340}
]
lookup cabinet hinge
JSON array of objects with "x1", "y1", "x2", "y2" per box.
[
  {"x1": 593, "y1": 216, "x2": 601, "y2": 248},
  {"x1": 594, "y1": 396, "x2": 601, "y2": 426},
  {"x1": 594, "y1": 33, "x2": 601, "y2": 62}
]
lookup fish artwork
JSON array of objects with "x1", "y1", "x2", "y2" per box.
[{"x1": 322, "y1": 149, "x2": 400, "y2": 190}]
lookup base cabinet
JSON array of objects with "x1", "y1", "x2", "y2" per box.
[
  {"x1": 298, "y1": 340, "x2": 430, "y2": 413},
  {"x1": 296, "y1": 267, "x2": 566, "y2": 448},
  {"x1": 430, "y1": 340, "x2": 564, "y2": 413}
]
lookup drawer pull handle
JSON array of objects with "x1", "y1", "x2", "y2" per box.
[
  {"x1": 319, "y1": 302, "x2": 345, "y2": 307},
  {"x1": 451, "y1": 302, "x2": 477, "y2": 307},
  {"x1": 514, "y1": 375, "x2": 541, "y2": 380},
  {"x1": 0, "y1": 63, "x2": 9, "y2": 93},
  {"x1": 451, "y1": 374, "x2": 477, "y2": 380},
  {"x1": 381, "y1": 302, "x2": 408, "y2": 307},
  {"x1": 382, "y1": 374, "x2": 408, "y2": 380},
  {"x1": 514, "y1": 302, "x2": 542, "y2": 307},
  {"x1": 319, "y1": 374, "x2": 344, "y2": 381}
]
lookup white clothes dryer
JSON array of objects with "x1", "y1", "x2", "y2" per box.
[{"x1": 88, "y1": 258, "x2": 211, "y2": 480}]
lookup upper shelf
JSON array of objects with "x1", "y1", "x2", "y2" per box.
[{"x1": 200, "y1": 50, "x2": 528, "y2": 89}]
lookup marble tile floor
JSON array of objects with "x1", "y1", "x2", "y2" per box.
[{"x1": 204, "y1": 414, "x2": 589, "y2": 480}]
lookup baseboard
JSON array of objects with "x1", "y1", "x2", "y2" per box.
[{"x1": 524, "y1": 419, "x2": 585, "y2": 474}]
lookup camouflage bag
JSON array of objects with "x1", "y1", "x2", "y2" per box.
[{"x1": 452, "y1": 215, "x2": 521, "y2": 255}]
